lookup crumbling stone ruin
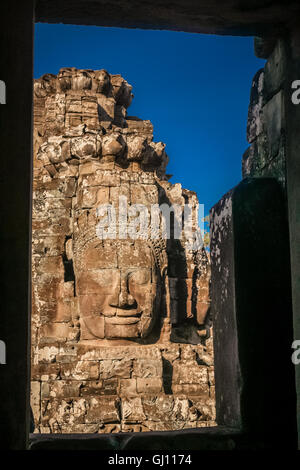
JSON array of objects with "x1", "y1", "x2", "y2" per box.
[
  {"x1": 242, "y1": 39, "x2": 286, "y2": 187},
  {"x1": 31, "y1": 67, "x2": 215, "y2": 433}
]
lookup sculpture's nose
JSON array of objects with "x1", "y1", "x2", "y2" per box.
[
  {"x1": 119, "y1": 276, "x2": 136, "y2": 308},
  {"x1": 109, "y1": 274, "x2": 136, "y2": 309}
]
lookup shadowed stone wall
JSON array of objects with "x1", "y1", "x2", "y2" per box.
[
  {"x1": 1, "y1": 0, "x2": 299, "y2": 450},
  {"x1": 243, "y1": 38, "x2": 287, "y2": 186},
  {"x1": 210, "y1": 178, "x2": 297, "y2": 448},
  {"x1": 209, "y1": 33, "x2": 299, "y2": 447},
  {"x1": 30, "y1": 68, "x2": 215, "y2": 433}
]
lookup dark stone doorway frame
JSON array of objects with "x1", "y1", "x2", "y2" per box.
[{"x1": 0, "y1": 0, "x2": 299, "y2": 450}]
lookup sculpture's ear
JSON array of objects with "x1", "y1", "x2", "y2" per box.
[{"x1": 161, "y1": 265, "x2": 168, "y2": 282}]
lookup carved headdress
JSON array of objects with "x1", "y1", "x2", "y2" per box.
[{"x1": 73, "y1": 222, "x2": 168, "y2": 277}]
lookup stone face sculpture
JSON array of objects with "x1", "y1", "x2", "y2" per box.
[
  {"x1": 31, "y1": 67, "x2": 215, "y2": 433},
  {"x1": 73, "y1": 238, "x2": 164, "y2": 341}
]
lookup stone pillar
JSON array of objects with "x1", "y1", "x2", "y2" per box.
[
  {"x1": 210, "y1": 178, "x2": 297, "y2": 448},
  {"x1": 0, "y1": 2, "x2": 34, "y2": 449},
  {"x1": 210, "y1": 189, "x2": 241, "y2": 429},
  {"x1": 243, "y1": 33, "x2": 300, "y2": 446}
]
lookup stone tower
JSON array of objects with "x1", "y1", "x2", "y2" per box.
[{"x1": 31, "y1": 68, "x2": 215, "y2": 433}]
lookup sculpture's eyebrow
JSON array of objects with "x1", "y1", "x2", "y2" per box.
[
  {"x1": 127, "y1": 269, "x2": 151, "y2": 282},
  {"x1": 124, "y1": 268, "x2": 142, "y2": 276}
]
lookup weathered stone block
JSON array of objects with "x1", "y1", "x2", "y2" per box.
[
  {"x1": 32, "y1": 216, "x2": 72, "y2": 237},
  {"x1": 41, "y1": 398, "x2": 87, "y2": 426},
  {"x1": 86, "y1": 397, "x2": 120, "y2": 424},
  {"x1": 32, "y1": 195, "x2": 72, "y2": 219},
  {"x1": 136, "y1": 378, "x2": 163, "y2": 394},
  {"x1": 41, "y1": 380, "x2": 81, "y2": 399},
  {"x1": 189, "y1": 397, "x2": 216, "y2": 422},
  {"x1": 55, "y1": 299, "x2": 73, "y2": 323},
  {"x1": 172, "y1": 361, "x2": 208, "y2": 385},
  {"x1": 33, "y1": 255, "x2": 65, "y2": 277},
  {"x1": 80, "y1": 379, "x2": 118, "y2": 396},
  {"x1": 110, "y1": 184, "x2": 130, "y2": 205},
  {"x1": 35, "y1": 177, "x2": 77, "y2": 198},
  {"x1": 142, "y1": 396, "x2": 174, "y2": 422},
  {"x1": 39, "y1": 323, "x2": 75, "y2": 343},
  {"x1": 180, "y1": 344, "x2": 196, "y2": 361},
  {"x1": 119, "y1": 378, "x2": 137, "y2": 396},
  {"x1": 262, "y1": 90, "x2": 285, "y2": 159},
  {"x1": 121, "y1": 397, "x2": 145, "y2": 423},
  {"x1": 130, "y1": 184, "x2": 158, "y2": 205},
  {"x1": 76, "y1": 186, "x2": 109, "y2": 209},
  {"x1": 60, "y1": 361, "x2": 99, "y2": 380},
  {"x1": 32, "y1": 235, "x2": 65, "y2": 257},
  {"x1": 263, "y1": 39, "x2": 287, "y2": 101},
  {"x1": 172, "y1": 383, "x2": 209, "y2": 396},
  {"x1": 31, "y1": 363, "x2": 60, "y2": 381},
  {"x1": 132, "y1": 358, "x2": 162, "y2": 378},
  {"x1": 78, "y1": 161, "x2": 103, "y2": 176},
  {"x1": 55, "y1": 345, "x2": 79, "y2": 363},
  {"x1": 37, "y1": 346, "x2": 59, "y2": 363},
  {"x1": 100, "y1": 358, "x2": 132, "y2": 379}
]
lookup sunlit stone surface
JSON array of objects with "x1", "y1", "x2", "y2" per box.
[{"x1": 31, "y1": 68, "x2": 215, "y2": 433}]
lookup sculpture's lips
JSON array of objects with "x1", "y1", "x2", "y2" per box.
[
  {"x1": 102, "y1": 311, "x2": 141, "y2": 318},
  {"x1": 105, "y1": 316, "x2": 140, "y2": 325}
]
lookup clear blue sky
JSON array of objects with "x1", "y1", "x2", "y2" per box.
[{"x1": 34, "y1": 23, "x2": 265, "y2": 214}]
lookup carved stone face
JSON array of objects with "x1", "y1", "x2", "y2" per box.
[
  {"x1": 75, "y1": 239, "x2": 161, "y2": 340},
  {"x1": 96, "y1": 70, "x2": 110, "y2": 94}
]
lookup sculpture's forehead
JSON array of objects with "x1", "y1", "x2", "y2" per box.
[{"x1": 78, "y1": 239, "x2": 153, "y2": 269}]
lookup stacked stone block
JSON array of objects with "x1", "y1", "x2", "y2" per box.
[{"x1": 31, "y1": 343, "x2": 214, "y2": 433}]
